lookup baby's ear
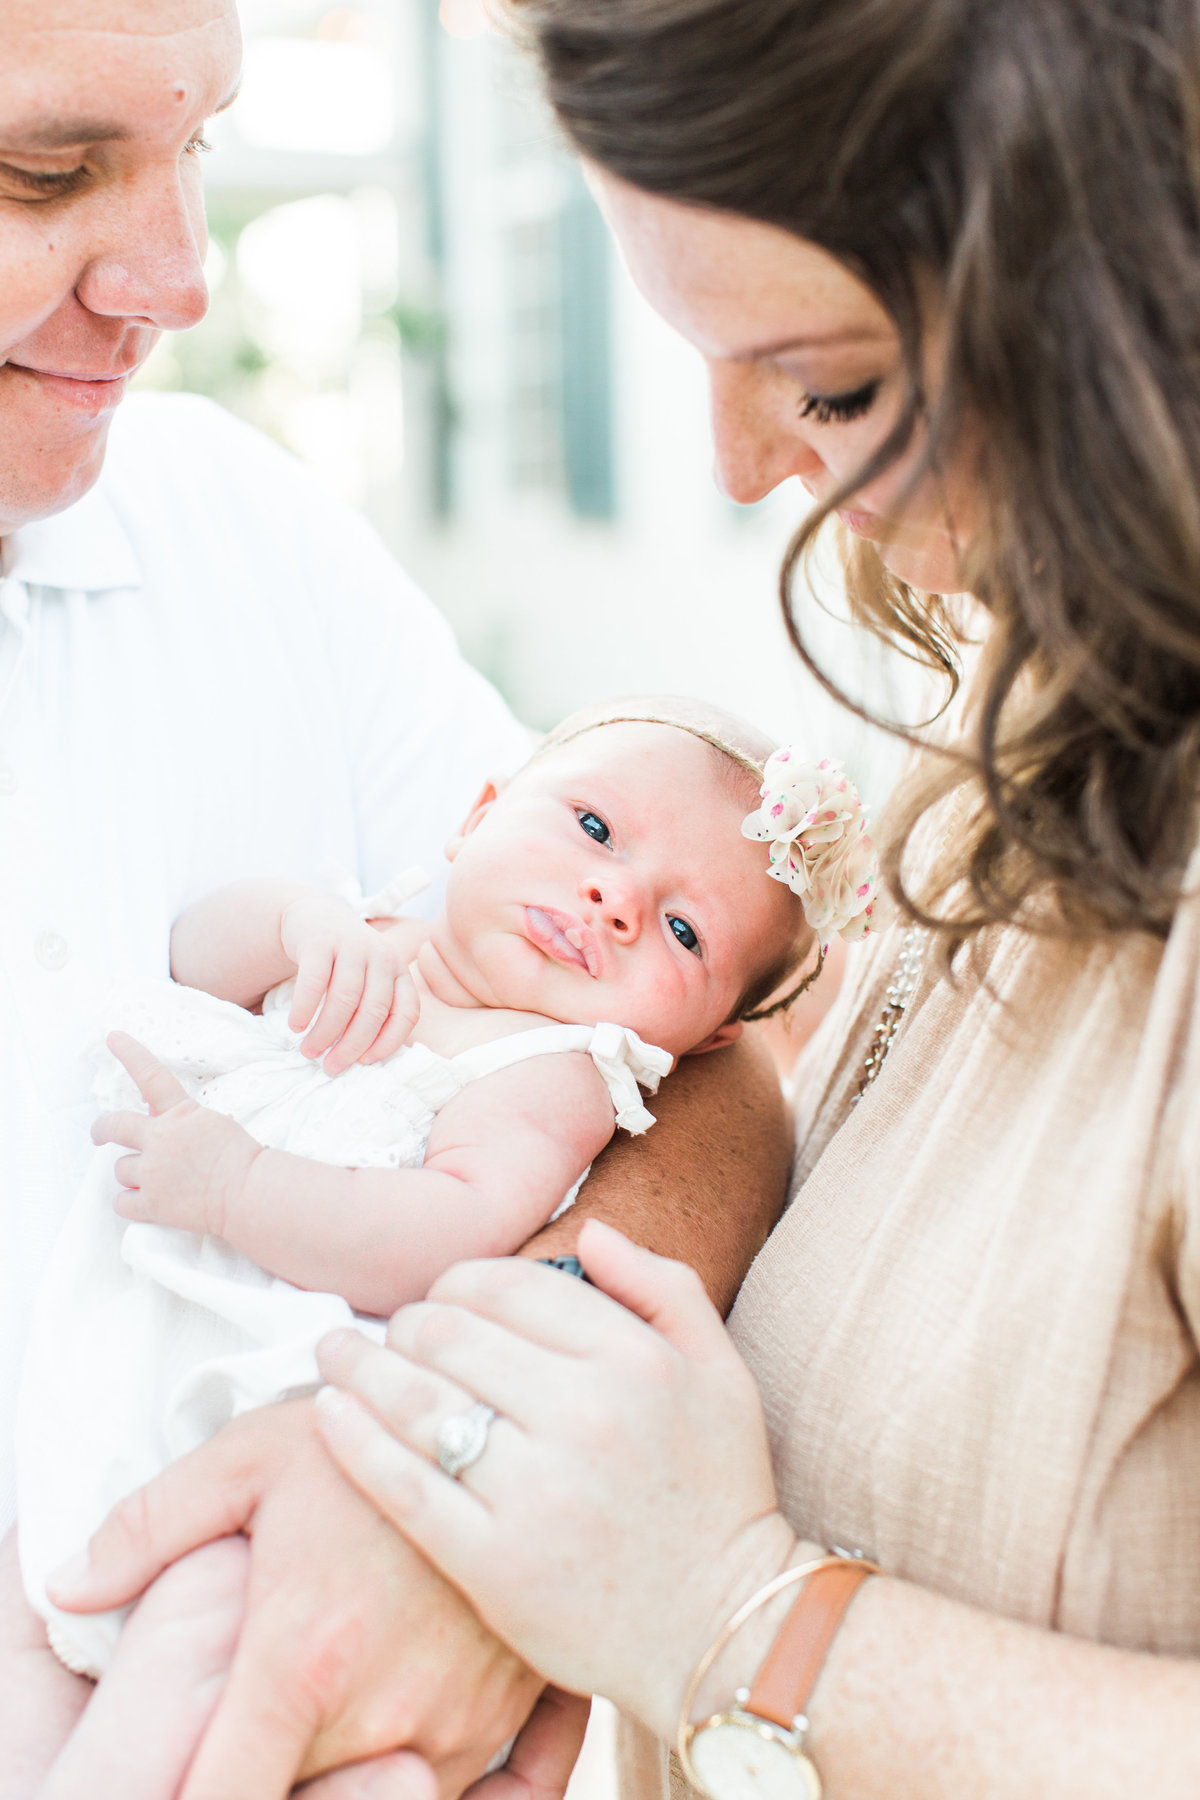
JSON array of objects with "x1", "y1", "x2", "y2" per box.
[
  {"x1": 444, "y1": 776, "x2": 508, "y2": 861},
  {"x1": 682, "y1": 1019, "x2": 744, "y2": 1058}
]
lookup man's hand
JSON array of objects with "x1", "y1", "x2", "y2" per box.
[
  {"x1": 91, "y1": 1034, "x2": 261, "y2": 1239},
  {"x1": 47, "y1": 1401, "x2": 542, "y2": 1800}
]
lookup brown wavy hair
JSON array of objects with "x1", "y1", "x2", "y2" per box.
[{"x1": 508, "y1": 0, "x2": 1200, "y2": 943}]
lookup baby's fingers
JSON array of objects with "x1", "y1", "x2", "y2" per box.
[
  {"x1": 361, "y1": 973, "x2": 420, "y2": 1065},
  {"x1": 91, "y1": 1107, "x2": 149, "y2": 1151},
  {"x1": 302, "y1": 950, "x2": 369, "y2": 1063},
  {"x1": 324, "y1": 960, "x2": 399, "y2": 1074},
  {"x1": 108, "y1": 1033, "x2": 189, "y2": 1116},
  {"x1": 289, "y1": 945, "x2": 335, "y2": 1035}
]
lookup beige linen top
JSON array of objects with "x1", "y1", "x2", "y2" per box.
[{"x1": 620, "y1": 872, "x2": 1200, "y2": 1798}]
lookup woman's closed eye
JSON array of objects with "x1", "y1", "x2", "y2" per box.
[
  {"x1": 798, "y1": 378, "x2": 881, "y2": 425},
  {"x1": 667, "y1": 915, "x2": 701, "y2": 956},
  {"x1": 577, "y1": 810, "x2": 611, "y2": 845}
]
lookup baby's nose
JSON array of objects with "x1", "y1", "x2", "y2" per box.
[{"x1": 581, "y1": 874, "x2": 642, "y2": 939}]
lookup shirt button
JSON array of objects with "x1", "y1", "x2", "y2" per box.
[
  {"x1": 35, "y1": 932, "x2": 69, "y2": 971},
  {"x1": 0, "y1": 764, "x2": 16, "y2": 796}
]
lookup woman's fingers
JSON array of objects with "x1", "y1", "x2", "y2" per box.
[
  {"x1": 574, "y1": 1220, "x2": 731, "y2": 1360},
  {"x1": 297, "y1": 1751, "x2": 439, "y2": 1800},
  {"x1": 315, "y1": 1330, "x2": 515, "y2": 1462},
  {"x1": 106, "y1": 1032, "x2": 189, "y2": 1115},
  {"x1": 417, "y1": 1232, "x2": 730, "y2": 1367},
  {"x1": 376, "y1": 1304, "x2": 570, "y2": 1429},
  {"x1": 314, "y1": 1387, "x2": 492, "y2": 1576}
]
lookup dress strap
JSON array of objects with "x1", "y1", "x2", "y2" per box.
[
  {"x1": 316, "y1": 861, "x2": 431, "y2": 920},
  {"x1": 449, "y1": 1023, "x2": 674, "y2": 1136}
]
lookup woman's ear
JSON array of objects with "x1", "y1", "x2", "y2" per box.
[
  {"x1": 444, "y1": 777, "x2": 507, "y2": 861},
  {"x1": 681, "y1": 1019, "x2": 744, "y2": 1058}
]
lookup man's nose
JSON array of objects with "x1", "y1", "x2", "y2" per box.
[
  {"x1": 708, "y1": 359, "x2": 825, "y2": 505},
  {"x1": 75, "y1": 169, "x2": 209, "y2": 333},
  {"x1": 579, "y1": 869, "x2": 643, "y2": 941}
]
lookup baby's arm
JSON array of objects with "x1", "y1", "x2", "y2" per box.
[
  {"x1": 170, "y1": 882, "x2": 426, "y2": 1074},
  {"x1": 95, "y1": 1037, "x2": 618, "y2": 1315}
]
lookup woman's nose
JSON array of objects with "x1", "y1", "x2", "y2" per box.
[
  {"x1": 579, "y1": 870, "x2": 642, "y2": 941},
  {"x1": 708, "y1": 359, "x2": 826, "y2": 504}
]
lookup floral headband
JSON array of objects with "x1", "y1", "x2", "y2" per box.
[
  {"x1": 548, "y1": 715, "x2": 880, "y2": 1013},
  {"x1": 740, "y1": 748, "x2": 878, "y2": 953}
]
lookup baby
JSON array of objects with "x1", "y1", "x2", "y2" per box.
[{"x1": 14, "y1": 700, "x2": 876, "y2": 1795}]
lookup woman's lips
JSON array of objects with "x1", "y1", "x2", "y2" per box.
[
  {"x1": 524, "y1": 907, "x2": 599, "y2": 976},
  {"x1": 837, "y1": 507, "x2": 880, "y2": 540}
]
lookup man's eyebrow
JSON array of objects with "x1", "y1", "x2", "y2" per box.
[
  {"x1": 2, "y1": 118, "x2": 129, "y2": 150},
  {"x1": 732, "y1": 328, "x2": 893, "y2": 361},
  {"x1": 1, "y1": 86, "x2": 240, "y2": 152}
]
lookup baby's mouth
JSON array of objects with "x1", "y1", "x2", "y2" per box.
[{"x1": 524, "y1": 907, "x2": 599, "y2": 977}]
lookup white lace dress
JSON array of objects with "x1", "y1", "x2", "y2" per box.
[{"x1": 16, "y1": 977, "x2": 670, "y2": 1679}]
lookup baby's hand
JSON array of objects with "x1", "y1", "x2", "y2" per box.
[
  {"x1": 280, "y1": 891, "x2": 419, "y2": 1074},
  {"x1": 92, "y1": 1033, "x2": 261, "y2": 1239}
]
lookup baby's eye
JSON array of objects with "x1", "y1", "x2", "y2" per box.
[
  {"x1": 668, "y1": 916, "x2": 700, "y2": 955},
  {"x1": 577, "y1": 811, "x2": 610, "y2": 844}
]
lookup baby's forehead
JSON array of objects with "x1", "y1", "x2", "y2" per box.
[{"x1": 533, "y1": 720, "x2": 760, "y2": 803}]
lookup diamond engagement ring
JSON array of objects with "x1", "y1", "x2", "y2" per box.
[{"x1": 435, "y1": 1402, "x2": 497, "y2": 1479}]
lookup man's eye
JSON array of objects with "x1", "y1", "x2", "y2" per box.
[
  {"x1": 577, "y1": 811, "x2": 610, "y2": 845},
  {"x1": 668, "y1": 916, "x2": 700, "y2": 954},
  {"x1": 0, "y1": 164, "x2": 89, "y2": 198}
]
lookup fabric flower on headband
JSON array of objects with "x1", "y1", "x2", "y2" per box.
[{"x1": 741, "y1": 750, "x2": 879, "y2": 949}]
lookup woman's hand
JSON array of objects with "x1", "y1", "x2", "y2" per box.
[
  {"x1": 91, "y1": 1034, "x2": 261, "y2": 1239},
  {"x1": 314, "y1": 1220, "x2": 798, "y2": 1741},
  {"x1": 46, "y1": 1399, "x2": 543, "y2": 1800},
  {"x1": 280, "y1": 893, "x2": 419, "y2": 1073}
]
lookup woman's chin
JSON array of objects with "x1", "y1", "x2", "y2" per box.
[{"x1": 875, "y1": 534, "x2": 967, "y2": 596}]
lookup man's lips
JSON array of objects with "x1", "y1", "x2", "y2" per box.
[
  {"x1": 524, "y1": 906, "x2": 600, "y2": 977},
  {"x1": 4, "y1": 362, "x2": 138, "y2": 411}
]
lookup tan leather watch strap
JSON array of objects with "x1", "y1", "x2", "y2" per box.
[{"x1": 745, "y1": 1561, "x2": 875, "y2": 1730}]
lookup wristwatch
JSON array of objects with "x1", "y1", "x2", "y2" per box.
[{"x1": 679, "y1": 1558, "x2": 876, "y2": 1800}]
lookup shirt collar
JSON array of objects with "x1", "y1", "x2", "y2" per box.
[{"x1": 0, "y1": 476, "x2": 141, "y2": 594}]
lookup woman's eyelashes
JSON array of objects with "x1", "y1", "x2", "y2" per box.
[
  {"x1": 576, "y1": 810, "x2": 611, "y2": 845},
  {"x1": 797, "y1": 378, "x2": 881, "y2": 425}
]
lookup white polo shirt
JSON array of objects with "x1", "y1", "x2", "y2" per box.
[{"x1": 0, "y1": 392, "x2": 531, "y2": 1533}]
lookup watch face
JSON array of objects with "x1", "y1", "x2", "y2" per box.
[{"x1": 688, "y1": 1717, "x2": 821, "y2": 1800}]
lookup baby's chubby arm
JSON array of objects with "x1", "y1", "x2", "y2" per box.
[
  {"x1": 94, "y1": 1035, "x2": 618, "y2": 1315},
  {"x1": 171, "y1": 880, "x2": 427, "y2": 1074}
]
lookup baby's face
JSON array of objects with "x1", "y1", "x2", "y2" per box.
[{"x1": 433, "y1": 723, "x2": 798, "y2": 1058}]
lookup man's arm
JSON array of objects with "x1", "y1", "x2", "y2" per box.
[{"x1": 521, "y1": 1030, "x2": 791, "y2": 1314}]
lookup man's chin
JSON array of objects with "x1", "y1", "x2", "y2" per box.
[{"x1": 0, "y1": 419, "x2": 114, "y2": 535}]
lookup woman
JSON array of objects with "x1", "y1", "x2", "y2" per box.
[
  {"x1": 301, "y1": 0, "x2": 1200, "y2": 1793},
  {"x1": 54, "y1": 0, "x2": 1200, "y2": 1792}
]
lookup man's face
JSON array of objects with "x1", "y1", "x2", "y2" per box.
[{"x1": 0, "y1": 0, "x2": 241, "y2": 534}]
